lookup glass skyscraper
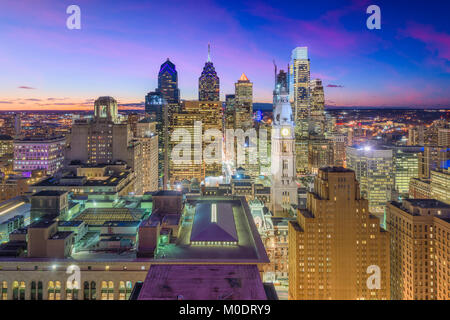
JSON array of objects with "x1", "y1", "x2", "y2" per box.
[
  {"x1": 157, "y1": 59, "x2": 180, "y2": 104},
  {"x1": 199, "y1": 44, "x2": 220, "y2": 101}
]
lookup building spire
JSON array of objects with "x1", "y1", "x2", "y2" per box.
[{"x1": 207, "y1": 43, "x2": 211, "y2": 62}]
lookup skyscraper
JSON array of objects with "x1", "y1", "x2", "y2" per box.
[
  {"x1": 144, "y1": 91, "x2": 169, "y2": 189},
  {"x1": 234, "y1": 73, "x2": 253, "y2": 129},
  {"x1": 289, "y1": 47, "x2": 310, "y2": 136},
  {"x1": 309, "y1": 78, "x2": 325, "y2": 134},
  {"x1": 289, "y1": 167, "x2": 390, "y2": 300},
  {"x1": 156, "y1": 59, "x2": 180, "y2": 104},
  {"x1": 271, "y1": 69, "x2": 297, "y2": 217},
  {"x1": 198, "y1": 44, "x2": 220, "y2": 101},
  {"x1": 68, "y1": 96, "x2": 130, "y2": 166},
  {"x1": 387, "y1": 199, "x2": 450, "y2": 300},
  {"x1": 346, "y1": 145, "x2": 394, "y2": 219}
]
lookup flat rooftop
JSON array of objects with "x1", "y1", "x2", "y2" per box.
[
  {"x1": 137, "y1": 264, "x2": 267, "y2": 300},
  {"x1": 32, "y1": 190, "x2": 67, "y2": 197},
  {"x1": 404, "y1": 199, "x2": 450, "y2": 209},
  {"x1": 190, "y1": 202, "x2": 238, "y2": 243},
  {"x1": 154, "y1": 196, "x2": 269, "y2": 264}
]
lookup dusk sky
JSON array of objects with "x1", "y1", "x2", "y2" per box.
[{"x1": 0, "y1": 0, "x2": 449, "y2": 110}]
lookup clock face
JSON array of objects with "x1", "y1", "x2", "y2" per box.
[{"x1": 281, "y1": 127, "x2": 290, "y2": 137}]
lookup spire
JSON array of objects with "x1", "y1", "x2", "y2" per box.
[
  {"x1": 207, "y1": 43, "x2": 211, "y2": 62},
  {"x1": 239, "y1": 73, "x2": 249, "y2": 81}
]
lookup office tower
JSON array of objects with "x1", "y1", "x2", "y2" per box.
[
  {"x1": 391, "y1": 146, "x2": 420, "y2": 199},
  {"x1": 234, "y1": 73, "x2": 253, "y2": 129},
  {"x1": 128, "y1": 120, "x2": 159, "y2": 194},
  {"x1": 290, "y1": 47, "x2": 310, "y2": 136},
  {"x1": 224, "y1": 94, "x2": 236, "y2": 130},
  {"x1": 156, "y1": 59, "x2": 180, "y2": 104},
  {"x1": 409, "y1": 178, "x2": 432, "y2": 199},
  {"x1": 418, "y1": 146, "x2": 450, "y2": 179},
  {"x1": 308, "y1": 137, "x2": 334, "y2": 174},
  {"x1": 13, "y1": 136, "x2": 65, "y2": 175},
  {"x1": 430, "y1": 168, "x2": 450, "y2": 204},
  {"x1": 0, "y1": 134, "x2": 13, "y2": 158},
  {"x1": 289, "y1": 167, "x2": 390, "y2": 300},
  {"x1": 169, "y1": 101, "x2": 222, "y2": 184},
  {"x1": 127, "y1": 113, "x2": 141, "y2": 137},
  {"x1": 346, "y1": 146, "x2": 394, "y2": 219},
  {"x1": 198, "y1": 44, "x2": 220, "y2": 101},
  {"x1": 290, "y1": 47, "x2": 311, "y2": 175},
  {"x1": 68, "y1": 96, "x2": 131, "y2": 166},
  {"x1": 144, "y1": 91, "x2": 169, "y2": 188},
  {"x1": 330, "y1": 133, "x2": 347, "y2": 167},
  {"x1": 309, "y1": 79, "x2": 325, "y2": 134},
  {"x1": 271, "y1": 69, "x2": 298, "y2": 217},
  {"x1": 438, "y1": 128, "x2": 450, "y2": 147},
  {"x1": 387, "y1": 199, "x2": 450, "y2": 300}
]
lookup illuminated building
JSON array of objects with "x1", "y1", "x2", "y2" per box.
[
  {"x1": 136, "y1": 195, "x2": 270, "y2": 300},
  {"x1": 307, "y1": 137, "x2": 334, "y2": 174},
  {"x1": 68, "y1": 97, "x2": 131, "y2": 166},
  {"x1": 0, "y1": 177, "x2": 29, "y2": 203},
  {"x1": 387, "y1": 199, "x2": 450, "y2": 300},
  {"x1": 145, "y1": 91, "x2": 169, "y2": 189},
  {"x1": 289, "y1": 47, "x2": 310, "y2": 137},
  {"x1": 391, "y1": 146, "x2": 420, "y2": 198},
  {"x1": 346, "y1": 145, "x2": 394, "y2": 218},
  {"x1": 234, "y1": 73, "x2": 253, "y2": 129},
  {"x1": 271, "y1": 69, "x2": 298, "y2": 217},
  {"x1": 418, "y1": 146, "x2": 450, "y2": 179},
  {"x1": 409, "y1": 178, "x2": 432, "y2": 199},
  {"x1": 0, "y1": 135, "x2": 13, "y2": 158},
  {"x1": 134, "y1": 120, "x2": 159, "y2": 193},
  {"x1": 330, "y1": 133, "x2": 347, "y2": 167},
  {"x1": 289, "y1": 167, "x2": 390, "y2": 300},
  {"x1": 156, "y1": 58, "x2": 180, "y2": 104},
  {"x1": 289, "y1": 47, "x2": 311, "y2": 175},
  {"x1": 309, "y1": 79, "x2": 325, "y2": 134},
  {"x1": 13, "y1": 136, "x2": 65, "y2": 175},
  {"x1": 430, "y1": 169, "x2": 450, "y2": 204},
  {"x1": 169, "y1": 101, "x2": 222, "y2": 184},
  {"x1": 438, "y1": 128, "x2": 450, "y2": 147},
  {"x1": 198, "y1": 44, "x2": 220, "y2": 102}
]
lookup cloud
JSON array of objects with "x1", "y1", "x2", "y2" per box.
[
  {"x1": 399, "y1": 22, "x2": 450, "y2": 71},
  {"x1": 0, "y1": 101, "x2": 13, "y2": 104},
  {"x1": 24, "y1": 98, "x2": 42, "y2": 101},
  {"x1": 327, "y1": 84, "x2": 344, "y2": 88},
  {"x1": 18, "y1": 86, "x2": 36, "y2": 89}
]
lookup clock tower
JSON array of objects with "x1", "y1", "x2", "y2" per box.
[{"x1": 271, "y1": 68, "x2": 298, "y2": 217}]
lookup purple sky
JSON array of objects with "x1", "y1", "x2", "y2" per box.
[{"x1": 0, "y1": 0, "x2": 449, "y2": 110}]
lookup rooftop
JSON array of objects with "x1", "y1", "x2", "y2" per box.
[
  {"x1": 32, "y1": 190, "x2": 68, "y2": 197},
  {"x1": 404, "y1": 199, "x2": 450, "y2": 209},
  {"x1": 137, "y1": 264, "x2": 267, "y2": 300},
  {"x1": 190, "y1": 202, "x2": 238, "y2": 243}
]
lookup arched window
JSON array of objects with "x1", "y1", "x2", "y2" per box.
[
  {"x1": 119, "y1": 281, "x2": 126, "y2": 300},
  {"x1": 101, "y1": 281, "x2": 108, "y2": 300},
  {"x1": 30, "y1": 281, "x2": 36, "y2": 300},
  {"x1": 108, "y1": 281, "x2": 114, "y2": 300},
  {"x1": 90, "y1": 281, "x2": 96, "y2": 300},
  {"x1": 83, "y1": 281, "x2": 90, "y2": 300},
  {"x1": 126, "y1": 281, "x2": 133, "y2": 300},
  {"x1": 37, "y1": 281, "x2": 43, "y2": 300},
  {"x1": 1, "y1": 281, "x2": 7, "y2": 300},
  {"x1": 55, "y1": 281, "x2": 61, "y2": 300},
  {"x1": 12, "y1": 281, "x2": 19, "y2": 300},
  {"x1": 48, "y1": 281, "x2": 55, "y2": 300}
]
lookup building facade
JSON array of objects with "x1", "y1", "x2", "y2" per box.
[{"x1": 289, "y1": 167, "x2": 390, "y2": 300}]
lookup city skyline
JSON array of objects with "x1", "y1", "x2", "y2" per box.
[{"x1": 0, "y1": 0, "x2": 449, "y2": 111}]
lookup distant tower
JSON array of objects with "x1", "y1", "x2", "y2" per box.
[
  {"x1": 94, "y1": 96, "x2": 118, "y2": 123},
  {"x1": 157, "y1": 59, "x2": 180, "y2": 104},
  {"x1": 199, "y1": 44, "x2": 220, "y2": 101},
  {"x1": 14, "y1": 113, "x2": 21, "y2": 137},
  {"x1": 271, "y1": 66, "x2": 298, "y2": 217},
  {"x1": 234, "y1": 73, "x2": 253, "y2": 129}
]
